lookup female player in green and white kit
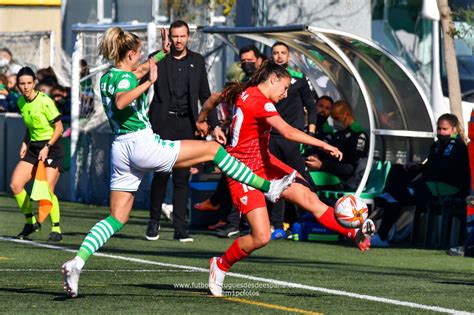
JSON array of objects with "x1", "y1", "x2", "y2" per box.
[{"x1": 61, "y1": 26, "x2": 295, "y2": 298}]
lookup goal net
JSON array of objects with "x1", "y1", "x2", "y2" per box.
[
  {"x1": 0, "y1": 31, "x2": 71, "y2": 86},
  {"x1": 70, "y1": 22, "x2": 224, "y2": 205}
]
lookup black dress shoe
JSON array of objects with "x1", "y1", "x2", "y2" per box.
[
  {"x1": 145, "y1": 221, "x2": 160, "y2": 241},
  {"x1": 173, "y1": 231, "x2": 193, "y2": 243}
]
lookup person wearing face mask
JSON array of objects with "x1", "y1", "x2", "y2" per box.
[
  {"x1": 372, "y1": 113, "x2": 469, "y2": 247},
  {"x1": 239, "y1": 45, "x2": 264, "y2": 80},
  {"x1": 0, "y1": 48, "x2": 22, "y2": 75},
  {"x1": 305, "y1": 100, "x2": 368, "y2": 191}
]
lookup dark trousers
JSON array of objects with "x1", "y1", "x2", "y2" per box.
[
  {"x1": 377, "y1": 164, "x2": 434, "y2": 240},
  {"x1": 150, "y1": 115, "x2": 194, "y2": 235},
  {"x1": 268, "y1": 135, "x2": 315, "y2": 229},
  {"x1": 210, "y1": 175, "x2": 241, "y2": 229}
]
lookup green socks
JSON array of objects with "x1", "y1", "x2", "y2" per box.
[
  {"x1": 50, "y1": 194, "x2": 61, "y2": 233},
  {"x1": 77, "y1": 215, "x2": 123, "y2": 262},
  {"x1": 14, "y1": 189, "x2": 37, "y2": 224},
  {"x1": 214, "y1": 146, "x2": 270, "y2": 192}
]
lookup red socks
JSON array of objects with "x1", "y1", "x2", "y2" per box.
[
  {"x1": 217, "y1": 239, "x2": 249, "y2": 272},
  {"x1": 318, "y1": 206, "x2": 356, "y2": 240}
]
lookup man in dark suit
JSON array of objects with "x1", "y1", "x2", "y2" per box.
[{"x1": 147, "y1": 20, "x2": 219, "y2": 242}]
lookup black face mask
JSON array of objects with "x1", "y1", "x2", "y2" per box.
[
  {"x1": 316, "y1": 114, "x2": 328, "y2": 128},
  {"x1": 241, "y1": 62, "x2": 256, "y2": 76},
  {"x1": 437, "y1": 134, "x2": 451, "y2": 143}
]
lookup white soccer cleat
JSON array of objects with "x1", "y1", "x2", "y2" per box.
[
  {"x1": 361, "y1": 218, "x2": 376, "y2": 236},
  {"x1": 209, "y1": 257, "x2": 226, "y2": 297},
  {"x1": 264, "y1": 170, "x2": 297, "y2": 203},
  {"x1": 354, "y1": 219, "x2": 376, "y2": 252},
  {"x1": 61, "y1": 257, "x2": 83, "y2": 298}
]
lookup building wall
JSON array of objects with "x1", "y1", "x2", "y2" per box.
[
  {"x1": 265, "y1": 0, "x2": 372, "y2": 39},
  {"x1": 0, "y1": 6, "x2": 62, "y2": 51}
]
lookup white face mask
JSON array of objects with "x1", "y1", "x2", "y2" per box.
[
  {"x1": 333, "y1": 120, "x2": 346, "y2": 131},
  {"x1": 0, "y1": 58, "x2": 8, "y2": 67}
]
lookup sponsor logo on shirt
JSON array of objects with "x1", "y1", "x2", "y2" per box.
[
  {"x1": 264, "y1": 102, "x2": 277, "y2": 112},
  {"x1": 118, "y1": 79, "x2": 130, "y2": 89},
  {"x1": 240, "y1": 195, "x2": 248, "y2": 205}
]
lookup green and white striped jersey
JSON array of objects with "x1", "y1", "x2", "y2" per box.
[{"x1": 100, "y1": 68, "x2": 151, "y2": 135}]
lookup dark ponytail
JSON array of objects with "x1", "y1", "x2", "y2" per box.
[{"x1": 221, "y1": 60, "x2": 289, "y2": 105}]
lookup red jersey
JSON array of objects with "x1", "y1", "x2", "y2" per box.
[{"x1": 226, "y1": 86, "x2": 279, "y2": 171}]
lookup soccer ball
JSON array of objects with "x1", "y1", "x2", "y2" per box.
[{"x1": 334, "y1": 195, "x2": 368, "y2": 228}]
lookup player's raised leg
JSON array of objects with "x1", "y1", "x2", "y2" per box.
[
  {"x1": 175, "y1": 140, "x2": 296, "y2": 202},
  {"x1": 281, "y1": 179, "x2": 375, "y2": 251}
]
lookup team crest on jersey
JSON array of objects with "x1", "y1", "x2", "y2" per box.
[
  {"x1": 240, "y1": 195, "x2": 248, "y2": 205},
  {"x1": 118, "y1": 79, "x2": 130, "y2": 89},
  {"x1": 264, "y1": 102, "x2": 277, "y2": 112}
]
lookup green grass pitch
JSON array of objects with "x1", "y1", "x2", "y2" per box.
[{"x1": 0, "y1": 194, "x2": 472, "y2": 314}]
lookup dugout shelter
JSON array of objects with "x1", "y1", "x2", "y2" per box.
[{"x1": 202, "y1": 25, "x2": 437, "y2": 197}]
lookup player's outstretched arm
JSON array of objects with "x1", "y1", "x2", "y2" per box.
[{"x1": 267, "y1": 115, "x2": 342, "y2": 161}]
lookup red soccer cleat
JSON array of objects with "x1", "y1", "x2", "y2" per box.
[
  {"x1": 194, "y1": 199, "x2": 219, "y2": 211},
  {"x1": 208, "y1": 220, "x2": 227, "y2": 230}
]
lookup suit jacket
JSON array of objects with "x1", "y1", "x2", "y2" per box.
[{"x1": 148, "y1": 49, "x2": 217, "y2": 135}]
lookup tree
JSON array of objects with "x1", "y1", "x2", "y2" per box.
[
  {"x1": 165, "y1": 0, "x2": 234, "y2": 23},
  {"x1": 437, "y1": 0, "x2": 464, "y2": 129}
]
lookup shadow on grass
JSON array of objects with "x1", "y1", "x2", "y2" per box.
[
  {"x1": 131, "y1": 283, "x2": 209, "y2": 295},
  {"x1": 0, "y1": 287, "x2": 67, "y2": 300}
]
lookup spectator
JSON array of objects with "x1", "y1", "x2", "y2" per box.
[
  {"x1": 306, "y1": 99, "x2": 369, "y2": 191},
  {"x1": 314, "y1": 95, "x2": 335, "y2": 140},
  {"x1": 146, "y1": 20, "x2": 220, "y2": 242},
  {"x1": 0, "y1": 73, "x2": 8, "y2": 112},
  {"x1": 0, "y1": 48, "x2": 22, "y2": 75},
  {"x1": 50, "y1": 85, "x2": 71, "y2": 123},
  {"x1": 6, "y1": 73, "x2": 20, "y2": 112},
  {"x1": 36, "y1": 67, "x2": 58, "y2": 87},
  {"x1": 373, "y1": 113, "x2": 470, "y2": 247},
  {"x1": 79, "y1": 59, "x2": 94, "y2": 118},
  {"x1": 36, "y1": 80, "x2": 56, "y2": 97},
  {"x1": 268, "y1": 41, "x2": 318, "y2": 239}
]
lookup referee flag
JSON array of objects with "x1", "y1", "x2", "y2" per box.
[{"x1": 31, "y1": 161, "x2": 53, "y2": 223}]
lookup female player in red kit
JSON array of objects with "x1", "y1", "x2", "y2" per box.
[{"x1": 197, "y1": 61, "x2": 375, "y2": 296}]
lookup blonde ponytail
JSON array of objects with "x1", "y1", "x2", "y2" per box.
[{"x1": 98, "y1": 27, "x2": 141, "y2": 65}]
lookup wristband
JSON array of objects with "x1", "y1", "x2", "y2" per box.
[
  {"x1": 153, "y1": 50, "x2": 166, "y2": 63},
  {"x1": 45, "y1": 143, "x2": 52, "y2": 149}
]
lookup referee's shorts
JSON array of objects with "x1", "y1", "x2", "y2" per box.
[{"x1": 22, "y1": 139, "x2": 65, "y2": 172}]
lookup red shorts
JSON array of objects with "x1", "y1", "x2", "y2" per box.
[{"x1": 227, "y1": 154, "x2": 294, "y2": 215}]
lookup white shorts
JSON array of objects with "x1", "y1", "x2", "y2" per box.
[{"x1": 110, "y1": 128, "x2": 181, "y2": 191}]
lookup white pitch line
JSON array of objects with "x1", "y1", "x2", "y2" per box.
[
  {"x1": 0, "y1": 269, "x2": 197, "y2": 273},
  {"x1": 1, "y1": 237, "x2": 472, "y2": 315}
]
